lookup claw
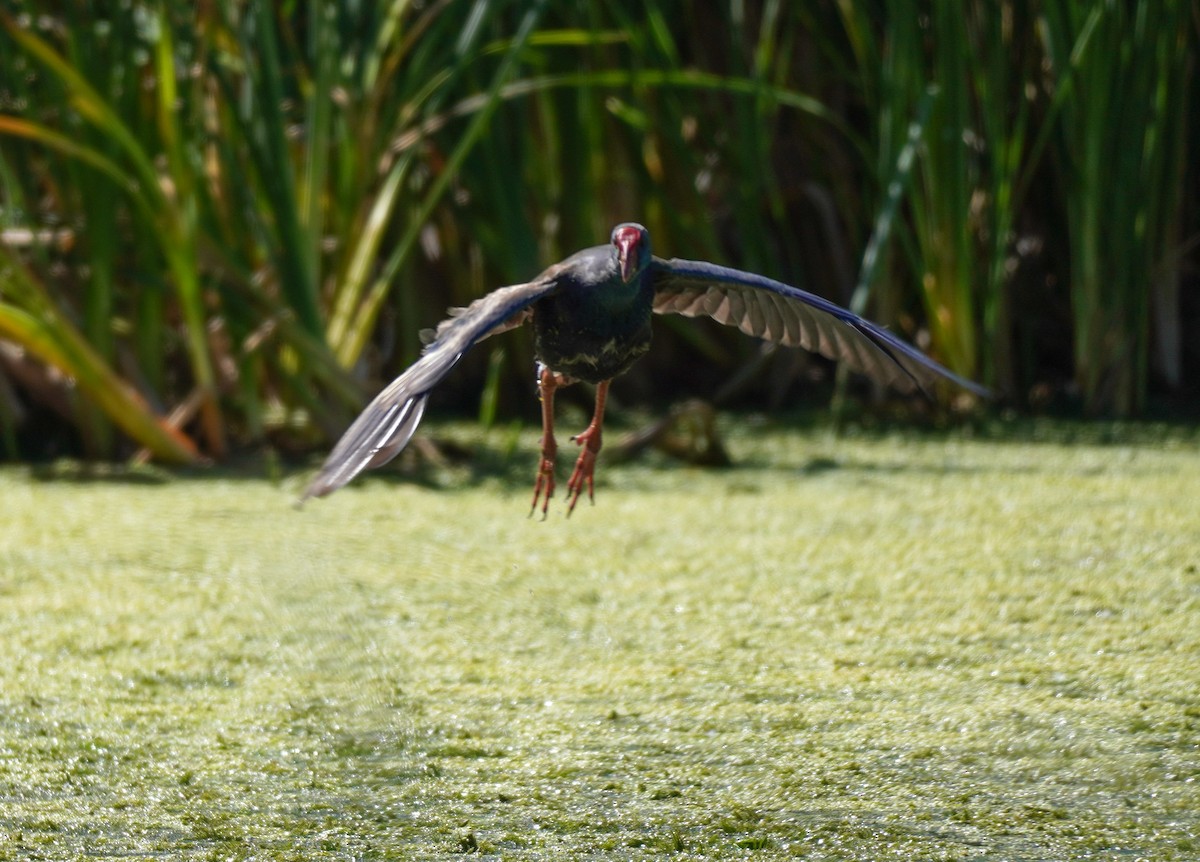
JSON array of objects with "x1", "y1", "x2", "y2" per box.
[
  {"x1": 565, "y1": 428, "x2": 600, "y2": 516},
  {"x1": 565, "y1": 380, "x2": 609, "y2": 517},
  {"x1": 530, "y1": 446, "x2": 557, "y2": 519}
]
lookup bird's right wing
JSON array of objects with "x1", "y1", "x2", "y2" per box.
[
  {"x1": 302, "y1": 276, "x2": 559, "y2": 500},
  {"x1": 650, "y1": 257, "x2": 990, "y2": 398}
]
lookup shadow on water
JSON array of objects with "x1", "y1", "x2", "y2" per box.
[
  {"x1": 25, "y1": 461, "x2": 175, "y2": 486},
  {"x1": 10, "y1": 411, "x2": 1197, "y2": 495}
]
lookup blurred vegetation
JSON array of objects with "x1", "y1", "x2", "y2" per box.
[{"x1": 0, "y1": 1, "x2": 1196, "y2": 464}]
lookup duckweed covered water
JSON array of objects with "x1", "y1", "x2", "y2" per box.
[{"x1": 1, "y1": 421, "x2": 1197, "y2": 859}]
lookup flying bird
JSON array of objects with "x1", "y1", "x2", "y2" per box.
[{"x1": 303, "y1": 223, "x2": 988, "y2": 514}]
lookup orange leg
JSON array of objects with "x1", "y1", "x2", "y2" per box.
[
  {"x1": 530, "y1": 366, "x2": 561, "y2": 518},
  {"x1": 566, "y1": 380, "x2": 609, "y2": 516}
]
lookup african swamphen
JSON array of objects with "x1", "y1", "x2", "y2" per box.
[{"x1": 303, "y1": 223, "x2": 988, "y2": 514}]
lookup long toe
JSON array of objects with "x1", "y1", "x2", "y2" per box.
[
  {"x1": 530, "y1": 453, "x2": 557, "y2": 518},
  {"x1": 565, "y1": 447, "x2": 597, "y2": 516}
]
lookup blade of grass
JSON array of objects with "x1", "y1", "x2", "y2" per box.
[
  {"x1": 831, "y1": 84, "x2": 936, "y2": 422},
  {"x1": 212, "y1": 3, "x2": 323, "y2": 339},
  {"x1": 334, "y1": 0, "x2": 551, "y2": 370},
  {"x1": 0, "y1": 248, "x2": 199, "y2": 463},
  {"x1": 3, "y1": 13, "x2": 225, "y2": 452},
  {"x1": 1041, "y1": 0, "x2": 1190, "y2": 414}
]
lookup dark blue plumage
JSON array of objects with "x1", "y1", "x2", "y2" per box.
[
  {"x1": 303, "y1": 223, "x2": 988, "y2": 512},
  {"x1": 531, "y1": 241, "x2": 655, "y2": 384}
]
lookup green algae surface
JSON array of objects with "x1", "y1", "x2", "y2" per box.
[{"x1": 1, "y1": 421, "x2": 1198, "y2": 859}]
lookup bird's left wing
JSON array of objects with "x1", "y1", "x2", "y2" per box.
[
  {"x1": 650, "y1": 258, "x2": 989, "y2": 397},
  {"x1": 302, "y1": 276, "x2": 559, "y2": 500}
]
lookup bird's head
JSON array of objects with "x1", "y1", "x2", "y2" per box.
[{"x1": 611, "y1": 223, "x2": 651, "y2": 284}]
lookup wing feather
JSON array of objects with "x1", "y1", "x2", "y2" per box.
[
  {"x1": 303, "y1": 276, "x2": 558, "y2": 500},
  {"x1": 650, "y1": 257, "x2": 990, "y2": 397}
]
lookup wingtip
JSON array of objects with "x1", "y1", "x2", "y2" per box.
[
  {"x1": 970, "y1": 382, "x2": 996, "y2": 401},
  {"x1": 297, "y1": 475, "x2": 336, "y2": 505},
  {"x1": 928, "y1": 375, "x2": 995, "y2": 405},
  {"x1": 945, "y1": 372, "x2": 994, "y2": 402}
]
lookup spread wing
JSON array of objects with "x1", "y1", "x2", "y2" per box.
[
  {"x1": 650, "y1": 258, "x2": 989, "y2": 397},
  {"x1": 302, "y1": 276, "x2": 559, "y2": 500}
]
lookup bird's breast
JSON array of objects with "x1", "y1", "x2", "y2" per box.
[{"x1": 531, "y1": 284, "x2": 654, "y2": 384}]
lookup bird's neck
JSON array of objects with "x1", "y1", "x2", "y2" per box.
[{"x1": 597, "y1": 267, "x2": 653, "y2": 311}]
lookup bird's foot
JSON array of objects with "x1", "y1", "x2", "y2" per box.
[
  {"x1": 566, "y1": 425, "x2": 602, "y2": 516},
  {"x1": 529, "y1": 438, "x2": 557, "y2": 519}
]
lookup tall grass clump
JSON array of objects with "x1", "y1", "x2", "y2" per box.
[
  {"x1": 835, "y1": 1, "x2": 1195, "y2": 415},
  {"x1": 0, "y1": 2, "x2": 855, "y2": 461},
  {"x1": 0, "y1": 2, "x2": 557, "y2": 457},
  {"x1": 1041, "y1": 0, "x2": 1193, "y2": 416},
  {"x1": 0, "y1": 2, "x2": 1196, "y2": 465}
]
